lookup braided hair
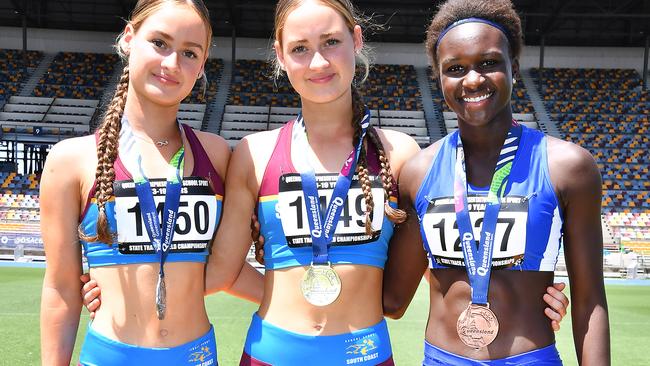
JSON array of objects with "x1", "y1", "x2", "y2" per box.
[
  {"x1": 79, "y1": 0, "x2": 212, "y2": 243},
  {"x1": 351, "y1": 88, "x2": 406, "y2": 234}
]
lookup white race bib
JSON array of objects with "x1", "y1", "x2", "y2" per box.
[
  {"x1": 422, "y1": 195, "x2": 528, "y2": 268},
  {"x1": 277, "y1": 173, "x2": 384, "y2": 247},
  {"x1": 113, "y1": 177, "x2": 219, "y2": 254}
]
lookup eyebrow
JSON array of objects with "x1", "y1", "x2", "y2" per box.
[
  {"x1": 153, "y1": 30, "x2": 204, "y2": 51},
  {"x1": 286, "y1": 32, "x2": 341, "y2": 45},
  {"x1": 440, "y1": 51, "x2": 504, "y2": 65}
]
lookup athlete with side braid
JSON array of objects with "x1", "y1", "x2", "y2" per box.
[{"x1": 40, "y1": 1, "x2": 261, "y2": 365}]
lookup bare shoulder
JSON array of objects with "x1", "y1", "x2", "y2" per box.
[
  {"x1": 546, "y1": 136, "x2": 597, "y2": 168},
  {"x1": 374, "y1": 128, "x2": 421, "y2": 177},
  {"x1": 546, "y1": 136, "x2": 599, "y2": 178},
  {"x1": 192, "y1": 129, "x2": 231, "y2": 177},
  {"x1": 45, "y1": 135, "x2": 96, "y2": 176},
  {"x1": 400, "y1": 138, "x2": 445, "y2": 201},
  {"x1": 240, "y1": 128, "x2": 282, "y2": 148},
  {"x1": 228, "y1": 128, "x2": 283, "y2": 187},
  {"x1": 546, "y1": 135, "x2": 601, "y2": 200},
  {"x1": 41, "y1": 135, "x2": 97, "y2": 207},
  {"x1": 193, "y1": 130, "x2": 230, "y2": 156},
  {"x1": 239, "y1": 128, "x2": 282, "y2": 168}
]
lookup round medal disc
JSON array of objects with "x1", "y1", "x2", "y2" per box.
[
  {"x1": 300, "y1": 265, "x2": 342, "y2": 306},
  {"x1": 456, "y1": 303, "x2": 499, "y2": 349}
]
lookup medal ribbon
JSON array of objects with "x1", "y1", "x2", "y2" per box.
[
  {"x1": 121, "y1": 118, "x2": 185, "y2": 319},
  {"x1": 291, "y1": 108, "x2": 371, "y2": 265},
  {"x1": 453, "y1": 122, "x2": 521, "y2": 305}
]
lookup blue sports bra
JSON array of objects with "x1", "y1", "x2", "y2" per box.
[
  {"x1": 416, "y1": 126, "x2": 563, "y2": 271},
  {"x1": 79, "y1": 124, "x2": 224, "y2": 267},
  {"x1": 257, "y1": 120, "x2": 397, "y2": 270}
]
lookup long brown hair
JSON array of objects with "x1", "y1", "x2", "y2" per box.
[
  {"x1": 80, "y1": 0, "x2": 212, "y2": 243},
  {"x1": 273, "y1": 0, "x2": 406, "y2": 232}
]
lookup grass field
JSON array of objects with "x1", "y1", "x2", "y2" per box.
[{"x1": 1, "y1": 267, "x2": 649, "y2": 365}]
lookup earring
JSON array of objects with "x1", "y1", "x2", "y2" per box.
[{"x1": 512, "y1": 77, "x2": 517, "y2": 84}]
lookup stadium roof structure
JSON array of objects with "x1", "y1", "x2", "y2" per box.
[{"x1": 1, "y1": 0, "x2": 650, "y2": 48}]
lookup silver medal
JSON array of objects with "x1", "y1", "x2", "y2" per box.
[{"x1": 300, "y1": 264, "x2": 341, "y2": 306}]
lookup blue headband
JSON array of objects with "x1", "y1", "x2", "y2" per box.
[{"x1": 435, "y1": 17, "x2": 511, "y2": 50}]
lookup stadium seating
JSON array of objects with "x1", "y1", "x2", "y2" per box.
[
  {"x1": 0, "y1": 172, "x2": 42, "y2": 253},
  {"x1": 219, "y1": 105, "x2": 429, "y2": 148},
  {"x1": 605, "y1": 212, "x2": 650, "y2": 242},
  {"x1": 32, "y1": 52, "x2": 119, "y2": 99},
  {"x1": 182, "y1": 58, "x2": 223, "y2": 104},
  {"x1": 533, "y1": 67, "x2": 650, "y2": 254},
  {"x1": 1, "y1": 96, "x2": 95, "y2": 136},
  {"x1": 358, "y1": 64, "x2": 422, "y2": 111},
  {"x1": 0, "y1": 49, "x2": 44, "y2": 104}
]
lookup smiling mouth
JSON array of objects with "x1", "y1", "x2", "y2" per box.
[
  {"x1": 309, "y1": 74, "x2": 335, "y2": 83},
  {"x1": 462, "y1": 91, "x2": 494, "y2": 103},
  {"x1": 154, "y1": 74, "x2": 179, "y2": 84}
]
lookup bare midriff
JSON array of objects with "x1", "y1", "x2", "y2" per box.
[
  {"x1": 426, "y1": 268, "x2": 556, "y2": 359},
  {"x1": 90, "y1": 261, "x2": 210, "y2": 347},
  {"x1": 258, "y1": 264, "x2": 384, "y2": 335}
]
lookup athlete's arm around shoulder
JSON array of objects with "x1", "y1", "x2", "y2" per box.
[
  {"x1": 547, "y1": 136, "x2": 610, "y2": 365},
  {"x1": 40, "y1": 135, "x2": 95, "y2": 366},
  {"x1": 204, "y1": 129, "x2": 280, "y2": 301},
  {"x1": 383, "y1": 139, "x2": 442, "y2": 319}
]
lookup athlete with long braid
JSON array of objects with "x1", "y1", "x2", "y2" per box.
[
  {"x1": 39, "y1": 1, "x2": 261, "y2": 365},
  {"x1": 220, "y1": 1, "x2": 416, "y2": 364}
]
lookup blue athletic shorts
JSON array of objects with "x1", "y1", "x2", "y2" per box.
[
  {"x1": 78, "y1": 323, "x2": 218, "y2": 366},
  {"x1": 240, "y1": 312, "x2": 394, "y2": 366},
  {"x1": 423, "y1": 340, "x2": 562, "y2": 366}
]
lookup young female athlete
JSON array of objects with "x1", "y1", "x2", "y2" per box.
[
  {"x1": 382, "y1": 0, "x2": 610, "y2": 365},
  {"x1": 40, "y1": 1, "x2": 261, "y2": 365},
  {"x1": 221, "y1": 1, "x2": 418, "y2": 363},
  {"x1": 78, "y1": 0, "x2": 571, "y2": 364}
]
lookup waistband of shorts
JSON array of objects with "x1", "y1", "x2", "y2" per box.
[
  {"x1": 243, "y1": 312, "x2": 393, "y2": 365},
  {"x1": 423, "y1": 340, "x2": 562, "y2": 365},
  {"x1": 251, "y1": 312, "x2": 388, "y2": 341},
  {"x1": 87, "y1": 322, "x2": 215, "y2": 351}
]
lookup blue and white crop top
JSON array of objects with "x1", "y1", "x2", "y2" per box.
[
  {"x1": 257, "y1": 120, "x2": 397, "y2": 270},
  {"x1": 79, "y1": 124, "x2": 224, "y2": 267},
  {"x1": 416, "y1": 126, "x2": 563, "y2": 271}
]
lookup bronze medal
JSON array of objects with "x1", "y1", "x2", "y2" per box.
[
  {"x1": 456, "y1": 303, "x2": 499, "y2": 349},
  {"x1": 300, "y1": 264, "x2": 341, "y2": 306}
]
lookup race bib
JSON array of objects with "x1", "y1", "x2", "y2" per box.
[
  {"x1": 422, "y1": 195, "x2": 528, "y2": 269},
  {"x1": 277, "y1": 173, "x2": 384, "y2": 247},
  {"x1": 113, "y1": 177, "x2": 219, "y2": 254}
]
